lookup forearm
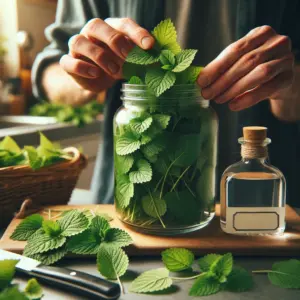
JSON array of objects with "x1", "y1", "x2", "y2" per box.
[
  {"x1": 270, "y1": 65, "x2": 300, "y2": 122},
  {"x1": 41, "y1": 63, "x2": 97, "y2": 106}
]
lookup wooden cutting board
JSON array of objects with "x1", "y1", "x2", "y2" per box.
[{"x1": 1, "y1": 204, "x2": 300, "y2": 256}]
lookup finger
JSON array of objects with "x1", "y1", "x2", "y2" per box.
[
  {"x1": 105, "y1": 17, "x2": 155, "y2": 49},
  {"x1": 68, "y1": 34, "x2": 122, "y2": 78},
  {"x1": 214, "y1": 54, "x2": 294, "y2": 104},
  {"x1": 229, "y1": 71, "x2": 294, "y2": 111},
  {"x1": 197, "y1": 25, "x2": 276, "y2": 88},
  {"x1": 60, "y1": 54, "x2": 101, "y2": 78},
  {"x1": 81, "y1": 18, "x2": 134, "y2": 59},
  {"x1": 201, "y1": 35, "x2": 292, "y2": 100}
]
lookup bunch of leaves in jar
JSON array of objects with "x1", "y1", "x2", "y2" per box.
[{"x1": 123, "y1": 18, "x2": 203, "y2": 96}]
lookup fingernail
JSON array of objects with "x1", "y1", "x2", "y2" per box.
[
  {"x1": 141, "y1": 36, "x2": 153, "y2": 48},
  {"x1": 88, "y1": 68, "x2": 99, "y2": 77},
  {"x1": 107, "y1": 61, "x2": 119, "y2": 74},
  {"x1": 197, "y1": 74, "x2": 209, "y2": 88}
]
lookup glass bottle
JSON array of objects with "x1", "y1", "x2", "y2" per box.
[
  {"x1": 220, "y1": 126, "x2": 286, "y2": 235},
  {"x1": 113, "y1": 84, "x2": 218, "y2": 235}
]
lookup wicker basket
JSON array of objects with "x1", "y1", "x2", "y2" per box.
[{"x1": 0, "y1": 147, "x2": 87, "y2": 228}]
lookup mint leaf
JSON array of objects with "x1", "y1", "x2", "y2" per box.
[
  {"x1": 130, "y1": 268, "x2": 172, "y2": 293},
  {"x1": 103, "y1": 228, "x2": 133, "y2": 248},
  {"x1": 67, "y1": 230, "x2": 100, "y2": 255},
  {"x1": 141, "y1": 136, "x2": 165, "y2": 160},
  {"x1": 161, "y1": 248, "x2": 194, "y2": 272},
  {"x1": 115, "y1": 154, "x2": 134, "y2": 174},
  {"x1": 115, "y1": 174, "x2": 134, "y2": 208},
  {"x1": 97, "y1": 245, "x2": 129, "y2": 280},
  {"x1": 126, "y1": 46, "x2": 159, "y2": 65},
  {"x1": 159, "y1": 50, "x2": 175, "y2": 66},
  {"x1": 268, "y1": 259, "x2": 300, "y2": 289},
  {"x1": 177, "y1": 66, "x2": 203, "y2": 84},
  {"x1": 225, "y1": 267, "x2": 254, "y2": 292},
  {"x1": 91, "y1": 215, "x2": 111, "y2": 235},
  {"x1": 198, "y1": 254, "x2": 222, "y2": 272},
  {"x1": 0, "y1": 260, "x2": 18, "y2": 289},
  {"x1": 0, "y1": 286, "x2": 27, "y2": 300},
  {"x1": 24, "y1": 278, "x2": 43, "y2": 300},
  {"x1": 210, "y1": 253, "x2": 233, "y2": 283},
  {"x1": 58, "y1": 210, "x2": 89, "y2": 237},
  {"x1": 164, "y1": 41, "x2": 181, "y2": 55},
  {"x1": 130, "y1": 114, "x2": 153, "y2": 134},
  {"x1": 23, "y1": 232, "x2": 66, "y2": 255},
  {"x1": 129, "y1": 159, "x2": 152, "y2": 184},
  {"x1": 152, "y1": 114, "x2": 171, "y2": 130},
  {"x1": 24, "y1": 146, "x2": 43, "y2": 170},
  {"x1": 172, "y1": 50, "x2": 198, "y2": 73},
  {"x1": 42, "y1": 220, "x2": 61, "y2": 237},
  {"x1": 28, "y1": 246, "x2": 68, "y2": 266},
  {"x1": 141, "y1": 192, "x2": 167, "y2": 218},
  {"x1": 161, "y1": 65, "x2": 173, "y2": 71},
  {"x1": 116, "y1": 132, "x2": 140, "y2": 156},
  {"x1": 189, "y1": 273, "x2": 220, "y2": 296},
  {"x1": 0, "y1": 136, "x2": 21, "y2": 153},
  {"x1": 128, "y1": 76, "x2": 143, "y2": 84},
  {"x1": 152, "y1": 19, "x2": 177, "y2": 48},
  {"x1": 10, "y1": 214, "x2": 43, "y2": 241},
  {"x1": 145, "y1": 69, "x2": 176, "y2": 97}
]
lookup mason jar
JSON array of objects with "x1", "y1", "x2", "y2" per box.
[{"x1": 113, "y1": 84, "x2": 218, "y2": 235}]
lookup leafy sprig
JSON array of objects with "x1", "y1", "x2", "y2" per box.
[{"x1": 0, "y1": 260, "x2": 43, "y2": 299}]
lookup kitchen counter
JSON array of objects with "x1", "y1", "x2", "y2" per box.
[{"x1": 5, "y1": 189, "x2": 300, "y2": 300}]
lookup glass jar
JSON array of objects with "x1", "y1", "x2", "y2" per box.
[{"x1": 113, "y1": 84, "x2": 218, "y2": 235}]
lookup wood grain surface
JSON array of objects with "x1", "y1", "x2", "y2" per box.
[{"x1": 1, "y1": 204, "x2": 299, "y2": 256}]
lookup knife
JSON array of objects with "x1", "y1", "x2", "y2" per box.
[{"x1": 0, "y1": 249, "x2": 120, "y2": 300}]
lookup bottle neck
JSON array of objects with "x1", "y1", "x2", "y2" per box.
[{"x1": 241, "y1": 157, "x2": 267, "y2": 164}]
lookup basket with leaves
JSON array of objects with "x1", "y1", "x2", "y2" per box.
[{"x1": 0, "y1": 133, "x2": 87, "y2": 228}]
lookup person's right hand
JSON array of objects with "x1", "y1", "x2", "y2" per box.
[{"x1": 60, "y1": 18, "x2": 155, "y2": 92}]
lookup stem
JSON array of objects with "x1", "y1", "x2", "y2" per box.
[
  {"x1": 170, "y1": 166, "x2": 191, "y2": 192},
  {"x1": 160, "y1": 152, "x2": 183, "y2": 199},
  {"x1": 170, "y1": 273, "x2": 202, "y2": 281},
  {"x1": 190, "y1": 163, "x2": 198, "y2": 182},
  {"x1": 252, "y1": 270, "x2": 288, "y2": 275},
  {"x1": 48, "y1": 209, "x2": 51, "y2": 220},
  {"x1": 184, "y1": 180, "x2": 196, "y2": 197},
  {"x1": 114, "y1": 272, "x2": 125, "y2": 294},
  {"x1": 154, "y1": 176, "x2": 164, "y2": 193},
  {"x1": 149, "y1": 191, "x2": 166, "y2": 228},
  {"x1": 172, "y1": 117, "x2": 182, "y2": 131}
]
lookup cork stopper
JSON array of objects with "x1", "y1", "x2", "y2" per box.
[{"x1": 243, "y1": 126, "x2": 267, "y2": 142}]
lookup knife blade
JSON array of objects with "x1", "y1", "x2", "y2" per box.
[{"x1": 0, "y1": 249, "x2": 120, "y2": 300}]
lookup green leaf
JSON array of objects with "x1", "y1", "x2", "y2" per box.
[
  {"x1": 152, "y1": 19, "x2": 177, "y2": 48},
  {"x1": 152, "y1": 114, "x2": 171, "y2": 130},
  {"x1": 141, "y1": 192, "x2": 167, "y2": 218},
  {"x1": 126, "y1": 46, "x2": 159, "y2": 65},
  {"x1": 116, "y1": 132, "x2": 141, "y2": 156},
  {"x1": 177, "y1": 66, "x2": 203, "y2": 84},
  {"x1": 23, "y1": 232, "x2": 66, "y2": 255},
  {"x1": 103, "y1": 228, "x2": 133, "y2": 248},
  {"x1": 91, "y1": 215, "x2": 111, "y2": 236},
  {"x1": 130, "y1": 115, "x2": 153, "y2": 134},
  {"x1": 172, "y1": 49, "x2": 198, "y2": 73},
  {"x1": 0, "y1": 286, "x2": 27, "y2": 300},
  {"x1": 24, "y1": 146, "x2": 43, "y2": 170},
  {"x1": 210, "y1": 253, "x2": 233, "y2": 283},
  {"x1": 24, "y1": 278, "x2": 43, "y2": 299},
  {"x1": 115, "y1": 174, "x2": 134, "y2": 208},
  {"x1": 0, "y1": 136, "x2": 21, "y2": 153},
  {"x1": 130, "y1": 268, "x2": 172, "y2": 293},
  {"x1": 189, "y1": 273, "x2": 220, "y2": 296},
  {"x1": 0, "y1": 260, "x2": 18, "y2": 289},
  {"x1": 145, "y1": 69, "x2": 176, "y2": 97},
  {"x1": 128, "y1": 76, "x2": 143, "y2": 84},
  {"x1": 161, "y1": 65, "x2": 173, "y2": 71},
  {"x1": 58, "y1": 210, "x2": 89, "y2": 237},
  {"x1": 161, "y1": 248, "x2": 194, "y2": 272},
  {"x1": 225, "y1": 267, "x2": 254, "y2": 292},
  {"x1": 159, "y1": 50, "x2": 175, "y2": 66},
  {"x1": 67, "y1": 230, "x2": 100, "y2": 255},
  {"x1": 115, "y1": 154, "x2": 134, "y2": 174},
  {"x1": 141, "y1": 136, "x2": 165, "y2": 160},
  {"x1": 165, "y1": 190, "x2": 199, "y2": 224},
  {"x1": 10, "y1": 214, "x2": 43, "y2": 241},
  {"x1": 28, "y1": 246, "x2": 68, "y2": 266},
  {"x1": 97, "y1": 245, "x2": 129, "y2": 280},
  {"x1": 198, "y1": 254, "x2": 222, "y2": 272},
  {"x1": 268, "y1": 259, "x2": 300, "y2": 289},
  {"x1": 129, "y1": 159, "x2": 152, "y2": 184},
  {"x1": 164, "y1": 41, "x2": 182, "y2": 55},
  {"x1": 42, "y1": 220, "x2": 61, "y2": 237}
]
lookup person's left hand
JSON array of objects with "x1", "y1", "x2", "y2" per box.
[{"x1": 197, "y1": 25, "x2": 295, "y2": 111}]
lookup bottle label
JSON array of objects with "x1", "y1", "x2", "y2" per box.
[{"x1": 225, "y1": 207, "x2": 285, "y2": 234}]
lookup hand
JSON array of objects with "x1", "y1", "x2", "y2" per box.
[
  {"x1": 60, "y1": 18, "x2": 155, "y2": 93},
  {"x1": 197, "y1": 26, "x2": 295, "y2": 111}
]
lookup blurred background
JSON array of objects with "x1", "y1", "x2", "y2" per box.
[{"x1": 0, "y1": 0, "x2": 104, "y2": 194}]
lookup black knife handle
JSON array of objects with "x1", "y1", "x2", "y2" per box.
[{"x1": 25, "y1": 265, "x2": 120, "y2": 300}]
